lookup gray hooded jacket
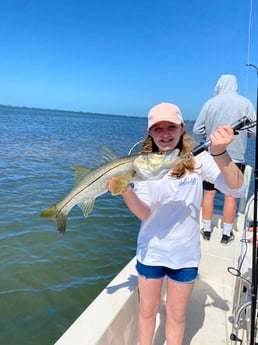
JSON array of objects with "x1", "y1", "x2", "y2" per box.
[{"x1": 193, "y1": 74, "x2": 256, "y2": 162}]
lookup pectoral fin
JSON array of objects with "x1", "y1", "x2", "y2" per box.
[{"x1": 111, "y1": 174, "x2": 132, "y2": 195}]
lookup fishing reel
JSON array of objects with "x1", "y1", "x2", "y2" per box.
[{"x1": 192, "y1": 116, "x2": 256, "y2": 156}]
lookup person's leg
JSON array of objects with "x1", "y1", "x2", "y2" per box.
[
  {"x1": 138, "y1": 276, "x2": 164, "y2": 345},
  {"x1": 223, "y1": 194, "x2": 236, "y2": 229},
  {"x1": 165, "y1": 279, "x2": 195, "y2": 345},
  {"x1": 202, "y1": 189, "x2": 216, "y2": 222},
  {"x1": 220, "y1": 194, "x2": 236, "y2": 244},
  {"x1": 221, "y1": 163, "x2": 246, "y2": 244},
  {"x1": 201, "y1": 189, "x2": 216, "y2": 239}
]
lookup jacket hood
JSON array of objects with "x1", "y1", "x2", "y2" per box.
[{"x1": 214, "y1": 74, "x2": 238, "y2": 95}]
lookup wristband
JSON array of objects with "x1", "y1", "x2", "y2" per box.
[{"x1": 210, "y1": 150, "x2": 227, "y2": 157}]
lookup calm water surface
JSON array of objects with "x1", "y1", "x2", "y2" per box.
[{"x1": 0, "y1": 106, "x2": 255, "y2": 344}]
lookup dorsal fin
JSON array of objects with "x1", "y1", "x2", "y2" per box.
[
  {"x1": 101, "y1": 145, "x2": 119, "y2": 164},
  {"x1": 73, "y1": 165, "x2": 91, "y2": 185},
  {"x1": 72, "y1": 146, "x2": 118, "y2": 185}
]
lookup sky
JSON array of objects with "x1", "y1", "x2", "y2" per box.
[{"x1": 0, "y1": 0, "x2": 257, "y2": 119}]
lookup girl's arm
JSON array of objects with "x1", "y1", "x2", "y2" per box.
[
  {"x1": 209, "y1": 125, "x2": 244, "y2": 189},
  {"x1": 108, "y1": 178, "x2": 150, "y2": 221}
]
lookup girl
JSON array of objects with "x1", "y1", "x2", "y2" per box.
[{"x1": 109, "y1": 102, "x2": 245, "y2": 345}]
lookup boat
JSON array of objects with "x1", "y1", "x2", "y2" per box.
[{"x1": 54, "y1": 162, "x2": 258, "y2": 345}]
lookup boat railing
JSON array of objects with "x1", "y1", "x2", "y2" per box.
[{"x1": 230, "y1": 194, "x2": 257, "y2": 345}]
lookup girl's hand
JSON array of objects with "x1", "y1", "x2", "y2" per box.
[
  {"x1": 209, "y1": 125, "x2": 244, "y2": 190},
  {"x1": 108, "y1": 176, "x2": 130, "y2": 196},
  {"x1": 210, "y1": 125, "x2": 234, "y2": 156},
  {"x1": 109, "y1": 177, "x2": 150, "y2": 221}
]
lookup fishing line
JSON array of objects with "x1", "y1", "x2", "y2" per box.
[
  {"x1": 228, "y1": 266, "x2": 252, "y2": 287},
  {"x1": 245, "y1": 0, "x2": 253, "y2": 96},
  {"x1": 128, "y1": 139, "x2": 144, "y2": 156},
  {"x1": 247, "y1": 0, "x2": 253, "y2": 63}
]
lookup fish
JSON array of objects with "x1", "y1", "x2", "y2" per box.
[{"x1": 40, "y1": 146, "x2": 183, "y2": 233}]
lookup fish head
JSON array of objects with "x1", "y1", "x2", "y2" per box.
[{"x1": 133, "y1": 148, "x2": 182, "y2": 180}]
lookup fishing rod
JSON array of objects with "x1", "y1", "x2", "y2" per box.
[
  {"x1": 191, "y1": 116, "x2": 255, "y2": 156},
  {"x1": 246, "y1": 63, "x2": 258, "y2": 345}
]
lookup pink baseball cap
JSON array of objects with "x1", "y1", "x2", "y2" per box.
[{"x1": 147, "y1": 102, "x2": 184, "y2": 130}]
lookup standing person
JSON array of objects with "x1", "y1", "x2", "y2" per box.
[
  {"x1": 193, "y1": 74, "x2": 256, "y2": 245},
  {"x1": 108, "y1": 102, "x2": 245, "y2": 345}
]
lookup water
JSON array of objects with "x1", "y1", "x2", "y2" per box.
[{"x1": 0, "y1": 106, "x2": 255, "y2": 345}]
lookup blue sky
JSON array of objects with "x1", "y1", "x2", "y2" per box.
[{"x1": 0, "y1": 0, "x2": 257, "y2": 119}]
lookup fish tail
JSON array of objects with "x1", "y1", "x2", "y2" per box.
[
  {"x1": 40, "y1": 205, "x2": 67, "y2": 234},
  {"x1": 40, "y1": 204, "x2": 57, "y2": 219}
]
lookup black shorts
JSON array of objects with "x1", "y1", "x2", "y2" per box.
[{"x1": 203, "y1": 163, "x2": 246, "y2": 191}]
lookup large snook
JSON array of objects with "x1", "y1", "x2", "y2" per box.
[{"x1": 40, "y1": 146, "x2": 183, "y2": 233}]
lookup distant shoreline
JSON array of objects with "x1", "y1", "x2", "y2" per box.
[
  {"x1": 0, "y1": 103, "x2": 127, "y2": 118},
  {"x1": 0, "y1": 104, "x2": 194, "y2": 122}
]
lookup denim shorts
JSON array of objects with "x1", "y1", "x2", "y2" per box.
[{"x1": 136, "y1": 260, "x2": 198, "y2": 283}]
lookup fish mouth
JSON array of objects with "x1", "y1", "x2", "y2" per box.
[{"x1": 132, "y1": 148, "x2": 181, "y2": 180}]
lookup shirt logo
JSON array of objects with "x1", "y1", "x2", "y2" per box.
[{"x1": 178, "y1": 177, "x2": 197, "y2": 186}]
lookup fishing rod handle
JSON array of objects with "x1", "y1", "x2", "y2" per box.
[{"x1": 192, "y1": 116, "x2": 251, "y2": 157}]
